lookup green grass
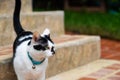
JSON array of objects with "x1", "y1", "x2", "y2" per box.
[{"x1": 65, "y1": 11, "x2": 120, "y2": 40}]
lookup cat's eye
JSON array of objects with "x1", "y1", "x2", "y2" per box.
[
  {"x1": 33, "y1": 45, "x2": 45, "y2": 51},
  {"x1": 46, "y1": 47, "x2": 50, "y2": 49}
]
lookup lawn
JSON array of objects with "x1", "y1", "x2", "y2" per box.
[{"x1": 65, "y1": 11, "x2": 120, "y2": 40}]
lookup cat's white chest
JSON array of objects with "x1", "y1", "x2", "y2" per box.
[
  {"x1": 13, "y1": 41, "x2": 48, "y2": 80},
  {"x1": 21, "y1": 65, "x2": 47, "y2": 80}
]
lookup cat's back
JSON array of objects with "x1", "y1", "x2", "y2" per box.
[{"x1": 13, "y1": 31, "x2": 33, "y2": 56}]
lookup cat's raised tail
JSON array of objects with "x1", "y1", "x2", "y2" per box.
[{"x1": 13, "y1": 0, "x2": 24, "y2": 35}]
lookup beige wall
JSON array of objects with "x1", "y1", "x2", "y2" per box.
[
  {"x1": 0, "y1": 11, "x2": 64, "y2": 46},
  {"x1": 0, "y1": 0, "x2": 32, "y2": 16}
]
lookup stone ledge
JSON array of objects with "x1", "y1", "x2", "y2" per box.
[
  {"x1": 0, "y1": 35, "x2": 100, "y2": 79},
  {"x1": 56, "y1": 35, "x2": 100, "y2": 48},
  {"x1": 0, "y1": 11, "x2": 64, "y2": 46},
  {"x1": 47, "y1": 59, "x2": 120, "y2": 80},
  {"x1": 0, "y1": 0, "x2": 32, "y2": 16},
  {"x1": 47, "y1": 35, "x2": 101, "y2": 77}
]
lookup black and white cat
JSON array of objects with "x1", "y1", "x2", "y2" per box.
[{"x1": 13, "y1": 0, "x2": 55, "y2": 80}]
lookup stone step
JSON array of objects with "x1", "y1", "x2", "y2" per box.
[
  {"x1": 47, "y1": 59, "x2": 120, "y2": 80},
  {"x1": 0, "y1": 35, "x2": 100, "y2": 80},
  {"x1": 0, "y1": 0, "x2": 32, "y2": 16},
  {"x1": 0, "y1": 11, "x2": 64, "y2": 46}
]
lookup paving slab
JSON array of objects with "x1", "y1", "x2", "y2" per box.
[
  {"x1": 47, "y1": 59, "x2": 120, "y2": 80},
  {"x1": 101, "y1": 39, "x2": 120, "y2": 61}
]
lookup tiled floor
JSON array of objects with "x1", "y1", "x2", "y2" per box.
[
  {"x1": 101, "y1": 39, "x2": 120, "y2": 60},
  {"x1": 79, "y1": 63, "x2": 120, "y2": 80},
  {"x1": 78, "y1": 38, "x2": 120, "y2": 80},
  {"x1": 47, "y1": 60, "x2": 120, "y2": 80}
]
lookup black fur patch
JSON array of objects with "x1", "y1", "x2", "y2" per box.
[
  {"x1": 33, "y1": 37, "x2": 48, "y2": 51},
  {"x1": 33, "y1": 45, "x2": 46, "y2": 51},
  {"x1": 13, "y1": 31, "x2": 33, "y2": 54},
  {"x1": 51, "y1": 47, "x2": 55, "y2": 54},
  {"x1": 28, "y1": 41, "x2": 31, "y2": 45},
  {"x1": 44, "y1": 35, "x2": 54, "y2": 43}
]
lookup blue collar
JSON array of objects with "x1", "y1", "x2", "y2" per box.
[{"x1": 27, "y1": 52, "x2": 45, "y2": 65}]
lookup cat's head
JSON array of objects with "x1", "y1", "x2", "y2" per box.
[{"x1": 28, "y1": 28, "x2": 55, "y2": 57}]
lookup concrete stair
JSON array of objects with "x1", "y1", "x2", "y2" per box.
[
  {"x1": 0, "y1": 0, "x2": 64, "y2": 46},
  {"x1": 0, "y1": 0, "x2": 101, "y2": 80},
  {"x1": 47, "y1": 59, "x2": 120, "y2": 80},
  {"x1": 0, "y1": 35, "x2": 100, "y2": 79},
  {"x1": 0, "y1": 11, "x2": 64, "y2": 46}
]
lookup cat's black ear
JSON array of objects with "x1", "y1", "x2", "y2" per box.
[
  {"x1": 33, "y1": 31, "x2": 39, "y2": 42},
  {"x1": 46, "y1": 34, "x2": 50, "y2": 37}
]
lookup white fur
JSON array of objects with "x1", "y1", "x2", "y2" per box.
[
  {"x1": 14, "y1": 29, "x2": 55, "y2": 80},
  {"x1": 14, "y1": 41, "x2": 48, "y2": 80},
  {"x1": 45, "y1": 40, "x2": 54, "y2": 57},
  {"x1": 41, "y1": 28, "x2": 50, "y2": 37},
  {"x1": 19, "y1": 35, "x2": 33, "y2": 41}
]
